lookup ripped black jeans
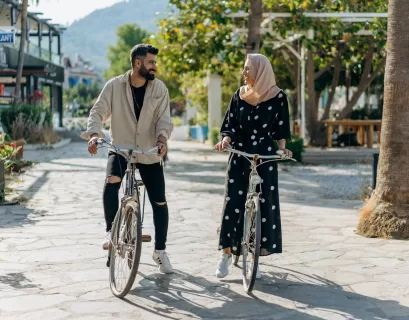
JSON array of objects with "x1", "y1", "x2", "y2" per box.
[{"x1": 103, "y1": 151, "x2": 169, "y2": 250}]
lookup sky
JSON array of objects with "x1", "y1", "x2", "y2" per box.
[{"x1": 31, "y1": 0, "x2": 125, "y2": 26}]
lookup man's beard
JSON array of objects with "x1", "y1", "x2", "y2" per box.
[{"x1": 139, "y1": 64, "x2": 155, "y2": 81}]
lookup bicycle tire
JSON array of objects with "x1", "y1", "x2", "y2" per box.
[
  {"x1": 242, "y1": 194, "x2": 261, "y2": 294},
  {"x1": 109, "y1": 201, "x2": 142, "y2": 298}
]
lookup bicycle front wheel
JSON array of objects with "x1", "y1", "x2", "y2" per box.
[
  {"x1": 109, "y1": 201, "x2": 142, "y2": 298},
  {"x1": 242, "y1": 194, "x2": 261, "y2": 294}
]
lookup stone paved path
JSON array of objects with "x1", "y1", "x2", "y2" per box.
[{"x1": 1, "y1": 141, "x2": 409, "y2": 320}]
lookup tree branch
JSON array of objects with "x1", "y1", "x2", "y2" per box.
[
  {"x1": 320, "y1": 55, "x2": 342, "y2": 121},
  {"x1": 337, "y1": 56, "x2": 386, "y2": 119},
  {"x1": 314, "y1": 45, "x2": 346, "y2": 80}
]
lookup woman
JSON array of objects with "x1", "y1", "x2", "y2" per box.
[{"x1": 214, "y1": 54, "x2": 292, "y2": 279}]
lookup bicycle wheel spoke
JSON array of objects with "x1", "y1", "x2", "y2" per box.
[{"x1": 109, "y1": 202, "x2": 143, "y2": 298}]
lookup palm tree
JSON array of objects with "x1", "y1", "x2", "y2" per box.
[
  {"x1": 246, "y1": 0, "x2": 262, "y2": 54},
  {"x1": 357, "y1": 0, "x2": 409, "y2": 239},
  {"x1": 14, "y1": 0, "x2": 39, "y2": 104}
]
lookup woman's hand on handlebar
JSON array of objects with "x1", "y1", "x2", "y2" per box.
[{"x1": 214, "y1": 136, "x2": 231, "y2": 152}]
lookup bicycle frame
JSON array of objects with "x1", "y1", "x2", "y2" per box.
[{"x1": 96, "y1": 139, "x2": 159, "y2": 242}]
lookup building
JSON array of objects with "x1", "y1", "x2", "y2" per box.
[
  {"x1": 0, "y1": 0, "x2": 65, "y2": 127},
  {"x1": 63, "y1": 54, "x2": 99, "y2": 89}
]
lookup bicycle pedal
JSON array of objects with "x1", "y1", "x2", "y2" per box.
[{"x1": 142, "y1": 234, "x2": 152, "y2": 242}]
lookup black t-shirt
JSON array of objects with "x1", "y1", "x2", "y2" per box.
[{"x1": 131, "y1": 82, "x2": 147, "y2": 121}]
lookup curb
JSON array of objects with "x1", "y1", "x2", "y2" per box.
[{"x1": 24, "y1": 138, "x2": 72, "y2": 151}]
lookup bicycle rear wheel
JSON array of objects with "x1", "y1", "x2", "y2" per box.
[
  {"x1": 242, "y1": 194, "x2": 261, "y2": 294},
  {"x1": 109, "y1": 201, "x2": 142, "y2": 298}
]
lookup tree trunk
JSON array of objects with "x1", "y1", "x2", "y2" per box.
[
  {"x1": 357, "y1": 0, "x2": 409, "y2": 239},
  {"x1": 321, "y1": 54, "x2": 342, "y2": 121},
  {"x1": 306, "y1": 50, "x2": 317, "y2": 143},
  {"x1": 246, "y1": 0, "x2": 262, "y2": 54},
  {"x1": 14, "y1": 0, "x2": 29, "y2": 105}
]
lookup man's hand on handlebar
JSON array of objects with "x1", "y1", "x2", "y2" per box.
[
  {"x1": 214, "y1": 136, "x2": 231, "y2": 152},
  {"x1": 88, "y1": 135, "x2": 99, "y2": 155}
]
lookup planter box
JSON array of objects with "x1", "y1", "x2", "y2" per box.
[{"x1": 190, "y1": 125, "x2": 209, "y2": 142}]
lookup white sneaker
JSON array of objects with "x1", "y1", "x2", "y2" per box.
[
  {"x1": 152, "y1": 250, "x2": 174, "y2": 274},
  {"x1": 102, "y1": 231, "x2": 111, "y2": 250},
  {"x1": 248, "y1": 263, "x2": 261, "y2": 279},
  {"x1": 215, "y1": 253, "x2": 232, "y2": 278}
]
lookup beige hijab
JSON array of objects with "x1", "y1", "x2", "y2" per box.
[{"x1": 239, "y1": 54, "x2": 281, "y2": 106}]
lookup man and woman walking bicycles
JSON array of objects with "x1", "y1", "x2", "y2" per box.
[{"x1": 82, "y1": 43, "x2": 292, "y2": 281}]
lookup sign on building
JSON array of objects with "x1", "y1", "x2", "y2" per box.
[{"x1": 0, "y1": 29, "x2": 14, "y2": 44}]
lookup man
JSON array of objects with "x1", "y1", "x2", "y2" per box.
[{"x1": 81, "y1": 44, "x2": 174, "y2": 274}]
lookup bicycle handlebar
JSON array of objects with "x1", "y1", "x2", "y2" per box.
[
  {"x1": 96, "y1": 138, "x2": 159, "y2": 155},
  {"x1": 223, "y1": 147, "x2": 296, "y2": 161}
]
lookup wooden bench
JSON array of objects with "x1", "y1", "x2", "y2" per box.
[{"x1": 324, "y1": 120, "x2": 382, "y2": 148}]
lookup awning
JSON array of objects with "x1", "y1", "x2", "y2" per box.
[{"x1": 0, "y1": 45, "x2": 64, "y2": 83}]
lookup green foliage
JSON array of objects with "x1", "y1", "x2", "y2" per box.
[
  {"x1": 209, "y1": 127, "x2": 221, "y2": 146},
  {"x1": 172, "y1": 116, "x2": 183, "y2": 127},
  {"x1": 285, "y1": 135, "x2": 305, "y2": 162},
  {"x1": 0, "y1": 104, "x2": 52, "y2": 136},
  {"x1": 64, "y1": 81, "x2": 101, "y2": 109},
  {"x1": 104, "y1": 23, "x2": 151, "y2": 80}
]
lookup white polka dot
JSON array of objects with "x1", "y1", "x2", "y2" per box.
[
  {"x1": 251, "y1": 135, "x2": 255, "y2": 140},
  {"x1": 232, "y1": 128, "x2": 236, "y2": 132},
  {"x1": 240, "y1": 107, "x2": 244, "y2": 111},
  {"x1": 268, "y1": 106, "x2": 272, "y2": 110},
  {"x1": 254, "y1": 115, "x2": 259, "y2": 120},
  {"x1": 273, "y1": 244, "x2": 277, "y2": 248},
  {"x1": 279, "y1": 121, "x2": 283, "y2": 125},
  {"x1": 256, "y1": 105, "x2": 260, "y2": 108},
  {"x1": 226, "y1": 197, "x2": 230, "y2": 201},
  {"x1": 281, "y1": 102, "x2": 284, "y2": 106},
  {"x1": 234, "y1": 227, "x2": 236, "y2": 232},
  {"x1": 240, "y1": 125, "x2": 243, "y2": 128},
  {"x1": 262, "y1": 218, "x2": 266, "y2": 222},
  {"x1": 260, "y1": 160, "x2": 263, "y2": 163},
  {"x1": 233, "y1": 246, "x2": 237, "y2": 251},
  {"x1": 260, "y1": 137, "x2": 264, "y2": 140},
  {"x1": 272, "y1": 205, "x2": 276, "y2": 210},
  {"x1": 261, "y1": 198, "x2": 265, "y2": 203},
  {"x1": 225, "y1": 124, "x2": 229, "y2": 127},
  {"x1": 253, "y1": 141, "x2": 257, "y2": 146},
  {"x1": 261, "y1": 179, "x2": 264, "y2": 183},
  {"x1": 235, "y1": 209, "x2": 239, "y2": 213},
  {"x1": 273, "y1": 224, "x2": 276, "y2": 229},
  {"x1": 276, "y1": 113, "x2": 279, "y2": 118},
  {"x1": 230, "y1": 113, "x2": 233, "y2": 117},
  {"x1": 263, "y1": 124, "x2": 267, "y2": 128},
  {"x1": 268, "y1": 147, "x2": 272, "y2": 151},
  {"x1": 248, "y1": 116, "x2": 250, "y2": 121},
  {"x1": 229, "y1": 179, "x2": 234, "y2": 183},
  {"x1": 238, "y1": 190, "x2": 243, "y2": 195},
  {"x1": 269, "y1": 166, "x2": 273, "y2": 171},
  {"x1": 234, "y1": 160, "x2": 236, "y2": 164},
  {"x1": 254, "y1": 130, "x2": 257, "y2": 134},
  {"x1": 238, "y1": 155, "x2": 241, "y2": 158},
  {"x1": 219, "y1": 245, "x2": 223, "y2": 249},
  {"x1": 271, "y1": 186, "x2": 275, "y2": 191},
  {"x1": 239, "y1": 143, "x2": 243, "y2": 146},
  {"x1": 262, "y1": 237, "x2": 267, "y2": 242},
  {"x1": 279, "y1": 93, "x2": 283, "y2": 98},
  {"x1": 227, "y1": 233, "x2": 230, "y2": 237},
  {"x1": 225, "y1": 216, "x2": 229, "y2": 220}
]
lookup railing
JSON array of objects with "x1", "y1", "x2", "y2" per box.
[
  {"x1": 324, "y1": 119, "x2": 382, "y2": 148},
  {"x1": 2, "y1": 34, "x2": 62, "y2": 66}
]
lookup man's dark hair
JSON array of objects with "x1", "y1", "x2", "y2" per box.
[{"x1": 130, "y1": 44, "x2": 159, "y2": 67}]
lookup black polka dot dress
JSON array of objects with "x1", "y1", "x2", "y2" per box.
[{"x1": 218, "y1": 89, "x2": 291, "y2": 256}]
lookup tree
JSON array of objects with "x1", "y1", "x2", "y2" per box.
[
  {"x1": 357, "y1": 0, "x2": 409, "y2": 239},
  {"x1": 14, "y1": 0, "x2": 29, "y2": 104},
  {"x1": 247, "y1": 0, "x2": 263, "y2": 54},
  {"x1": 104, "y1": 23, "x2": 150, "y2": 80}
]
